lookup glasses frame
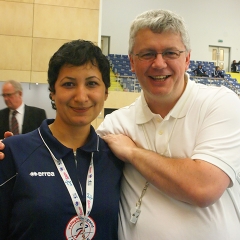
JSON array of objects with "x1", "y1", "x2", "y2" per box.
[
  {"x1": 1, "y1": 91, "x2": 18, "y2": 98},
  {"x1": 133, "y1": 50, "x2": 186, "y2": 61}
]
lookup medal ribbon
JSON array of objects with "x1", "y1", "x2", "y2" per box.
[{"x1": 38, "y1": 128, "x2": 94, "y2": 223}]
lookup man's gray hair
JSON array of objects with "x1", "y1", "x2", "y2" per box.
[
  {"x1": 5, "y1": 80, "x2": 23, "y2": 92},
  {"x1": 128, "y1": 9, "x2": 191, "y2": 54}
]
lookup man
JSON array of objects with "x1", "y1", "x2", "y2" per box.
[
  {"x1": 99, "y1": 9, "x2": 240, "y2": 240},
  {"x1": 0, "y1": 80, "x2": 47, "y2": 138},
  {"x1": 0, "y1": 9, "x2": 240, "y2": 240}
]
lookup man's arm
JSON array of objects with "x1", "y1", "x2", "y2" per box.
[{"x1": 102, "y1": 134, "x2": 230, "y2": 208}]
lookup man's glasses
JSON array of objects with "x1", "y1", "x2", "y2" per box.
[
  {"x1": 133, "y1": 50, "x2": 186, "y2": 61},
  {"x1": 1, "y1": 91, "x2": 17, "y2": 98}
]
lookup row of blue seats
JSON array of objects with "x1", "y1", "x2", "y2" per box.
[
  {"x1": 107, "y1": 55, "x2": 132, "y2": 76},
  {"x1": 115, "y1": 77, "x2": 141, "y2": 92},
  {"x1": 190, "y1": 77, "x2": 240, "y2": 95},
  {"x1": 189, "y1": 64, "x2": 215, "y2": 71},
  {"x1": 108, "y1": 54, "x2": 219, "y2": 77},
  {"x1": 108, "y1": 55, "x2": 215, "y2": 66},
  {"x1": 108, "y1": 54, "x2": 215, "y2": 64},
  {"x1": 190, "y1": 60, "x2": 214, "y2": 66},
  {"x1": 108, "y1": 54, "x2": 128, "y2": 59},
  {"x1": 107, "y1": 54, "x2": 138, "y2": 91},
  {"x1": 187, "y1": 70, "x2": 234, "y2": 80},
  {"x1": 108, "y1": 55, "x2": 238, "y2": 94},
  {"x1": 115, "y1": 74, "x2": 240, "y2": 94}
]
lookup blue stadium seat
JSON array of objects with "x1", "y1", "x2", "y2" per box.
[
  {"x1": 198, "y1": 78, "x2": 209, "y2": 85},
  {"x1": 108, "y1": 54, "x2": 114, "y2": 59},
  {"x1": 212, "y1": 80, "x2": 221, "y2": 87},
  {"x1": 122, "y1": 55, "x2": 129, "y2": 59}
]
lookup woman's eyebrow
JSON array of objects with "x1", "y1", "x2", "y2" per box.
[
  {"x1": 86, "y1": 76, "x2": 101, "y2": 81},
  {"x1": 59, "y1": 76, "x2": 76, "y2": 82}
]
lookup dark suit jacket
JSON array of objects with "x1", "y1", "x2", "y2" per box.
[{"x1": 0, "y1": 104, "x2": 47, "y2": 138}]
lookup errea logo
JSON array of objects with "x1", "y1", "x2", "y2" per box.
[{"x1": 29, "y1": 172, "x2": 55, "y2": 177}]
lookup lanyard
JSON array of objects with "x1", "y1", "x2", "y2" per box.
[
  {"x1": 130, "y1": 78, "x2": 193, "y2": 224},
  {"x1": 38, "y1": 128, "x2": 94, "y2": 224}
]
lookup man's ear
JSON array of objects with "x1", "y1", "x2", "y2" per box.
[
  {"x1": 185, "y1": 51, "x2": 191, "y2": 71},
  {"x1": 129, "y1": 55, "x2": 136, "y2": 73}
]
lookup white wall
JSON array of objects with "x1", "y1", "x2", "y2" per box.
[{"x1": 101, "y1": 0, "x2": 240, "y2": 61}]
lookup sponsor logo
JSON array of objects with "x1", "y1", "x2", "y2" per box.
[{"x1": 29, "y1": 172, "x2": 55, "y2": 177}]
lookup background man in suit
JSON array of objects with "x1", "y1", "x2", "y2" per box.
[{"x1": 0, "y1": 80, "x2": 47, "y2": 138}]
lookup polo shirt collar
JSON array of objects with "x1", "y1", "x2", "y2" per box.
[
  {"x1": 39, "y1": 119, "x2": 100, "y2": 160},
  {"x1": 136, "y1": 74, "x2": 197, "y2": 124}
]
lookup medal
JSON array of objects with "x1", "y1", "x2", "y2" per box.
[{"x1": 65, "y1": 216, "x2": 96, "y2": 240}]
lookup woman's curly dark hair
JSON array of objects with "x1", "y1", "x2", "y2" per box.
[{"x1": 47, "y1": 39, "x2": 110, "y2": 109}]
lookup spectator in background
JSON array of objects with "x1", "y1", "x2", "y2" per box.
[
  {"x1": 231, "y1": 60, "x2": 238, "y2": 72},
  {"x1": 193, "y1": 64, "x2": 209, "y2": 76},
  {"x1": 236, "y1": 60, "x2": 240, "y2": 73},
  {"x1": 211, "y1": 66, "x2": 224, "y2": 78},
  {"x1": 0, "y1": 80, "x2": 47, "y2": 138}
]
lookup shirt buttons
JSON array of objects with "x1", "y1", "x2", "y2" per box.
[{"x1": 158, "y1": 130, "x2": 163, "y2": 135}]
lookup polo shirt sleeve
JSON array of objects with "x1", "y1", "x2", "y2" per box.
[
  {"x1": 97, "y1": 109, "x2": 127, "y2": 136},
  {"x1": 192, "y1": 88, "x2": 240, "y2": 187}
]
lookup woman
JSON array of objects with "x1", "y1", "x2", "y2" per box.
[{"x1": 0, "y1": 40, "x2": 123, "y2": 240}]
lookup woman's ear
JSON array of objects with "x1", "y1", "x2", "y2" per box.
[
  {"x1": 105, "y1": 90, "x2": 109, "y2": 101},
  {"x1": 50, "y1": 92, "x2": 55, "y2": 101}
]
